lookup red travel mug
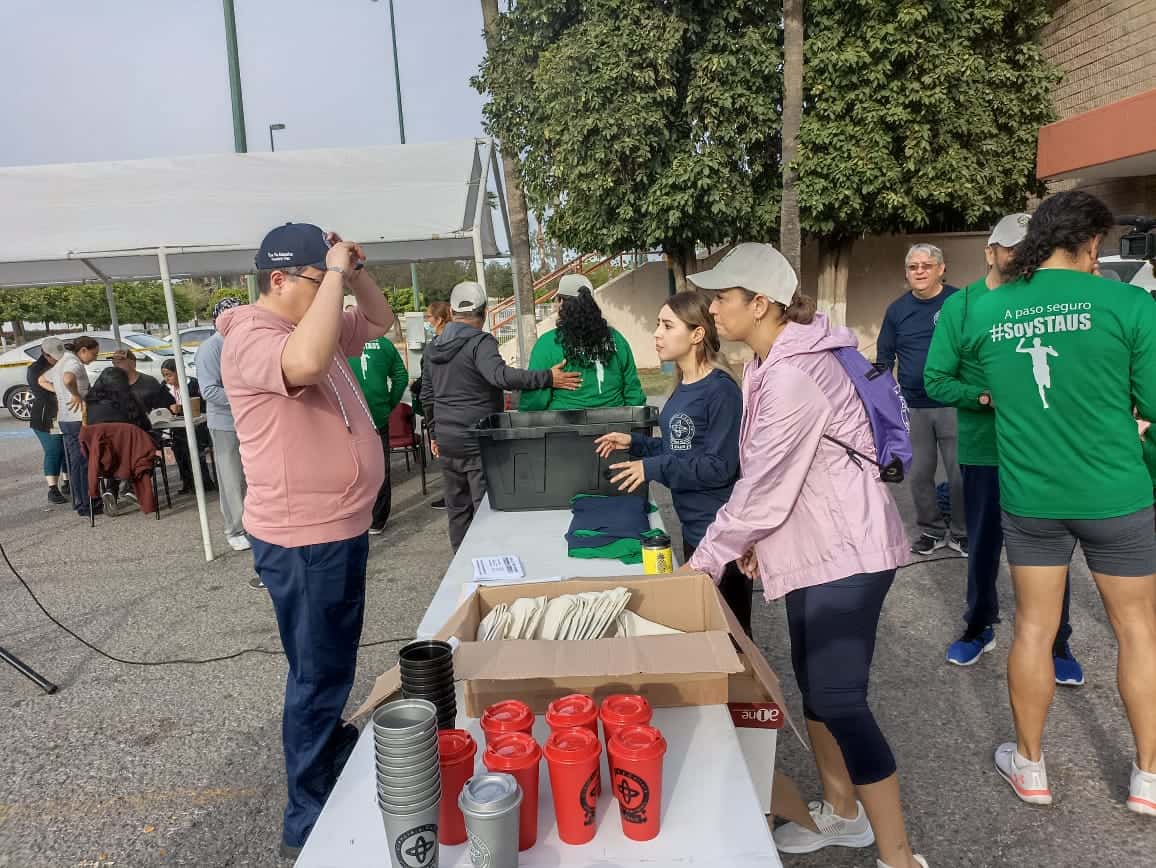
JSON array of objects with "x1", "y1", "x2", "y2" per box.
[
  {"x1": 544, "y1": 727, "x2": 603, "y2": 845},
  {"x1": 599, "y1": 694, "x2": 653, "y2": 748},
  {"x1": 483, "y1": 731, "x2": 542, "y2": 851},
  {"x1": 437, "y1": 729, "x2": 477, "y2": 845},
  {"x1": 608, "y1": 724, "x2": 667, "y2": 841},
  {"x1": 545, "y1": 693, "x2": 598, "y2": 736},
  {"x1": 480, "y1": 700, "x2": 534, "y2": 747}
]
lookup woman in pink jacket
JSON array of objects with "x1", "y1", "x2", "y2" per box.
[{"x1": 686, "y1": 243, "x2": 925, "y2": 868}]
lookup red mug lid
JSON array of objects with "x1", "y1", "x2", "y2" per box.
[
  {"x1": 438, "y1": 729, "x2": 477, "y2": 765},
  {"x1": 544, "y1": 726, "x2": 602, "y2": 764},
  {"x1": 545, "y1": 693, "x2": 597, "y2": 727},
  {"x1": 608, "y1": 724, "x2": 667, "y2": 762},
  {"x1": 600, "y1": 694, "x2": 653, "y2": 726},
  {"x1": 480, "y1": 700, "x2": 533, "y2": 732},
  {"x1": 483, "y1": 731, "x2": 541, "y2": 771}
]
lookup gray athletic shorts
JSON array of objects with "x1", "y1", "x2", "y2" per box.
[{"x1": 1002, "y1": 507, "x2": 1156, "y2": 577}]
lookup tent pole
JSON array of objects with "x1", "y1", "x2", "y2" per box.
[
  {"x1": 486, "y1": 141, "x2": 526, "y2": 365},
  {"x1": 158, "y1": 247, "x2": 215, "y2": 562},
  {"x1": 246, "y1": 273, "x2": 258, "y2": 304},
  {"x1": 104, "y1": 280, "x2": 121, "y2": 343}
]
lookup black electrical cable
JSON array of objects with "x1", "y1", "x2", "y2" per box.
[{"x1": 0, "y1": 541, "x2": 411, "y2": 667}]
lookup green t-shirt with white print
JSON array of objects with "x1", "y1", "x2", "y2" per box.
[{"x1": 962, "y1": 268, "x2": 1156, "y2": 519}]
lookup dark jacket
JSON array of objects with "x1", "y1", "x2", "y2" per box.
[
  {"x1": 26, "y1": 354, "x2": 58, "y2": 433},
  {"x1": 421, "y1": 321, "x2": 551, "y2": 458}
]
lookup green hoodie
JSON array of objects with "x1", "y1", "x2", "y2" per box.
[
  {"x1": 520, "y1": 328, "x2": 646, "y2": 411},
  {"x1": 962, "y1": 269, "x2": 1156, "y2": 519},
  {"x1": 924, "y1": 278, "x2": 998, "y2": 466},
  {"x1": 348, "y1": 338, "x2": 408, "y2": 429}
]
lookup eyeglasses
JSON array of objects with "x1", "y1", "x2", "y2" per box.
[
  {"x1": 291, "y1": 271, "x2": 323, "y2": 285},
  {"x1": 906, "y1": 262, "x2": 940, "y2": 273}
]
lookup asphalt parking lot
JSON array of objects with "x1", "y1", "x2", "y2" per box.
[{"x1": 0, "y1": 411, "x2": 1152, "y2": 867}]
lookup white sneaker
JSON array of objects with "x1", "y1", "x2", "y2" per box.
[
  {"x1": 1128, "y1": 762, "x2": 1156, "y2": 817},
  {"x1": 878, "y1": 857, "x2": 930, "y2": 868},
  {"x1": 772, "y1": 800, "x2": 875, "y2": 854},
  {"x1": 227, "y1": 534, "x2": 251, "y2": 552},
  {"x1": 994, "y1": 743, "x2": 1052, "y2": 805}
]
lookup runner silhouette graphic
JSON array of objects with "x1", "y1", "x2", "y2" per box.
[{"x1": 1016, "y1": 337, "x2": 1059, "y2": 409}]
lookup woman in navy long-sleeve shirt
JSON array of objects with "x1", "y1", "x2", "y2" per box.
[{"x1": 594, "y1": 291, "x2": 751, "y2": 634}]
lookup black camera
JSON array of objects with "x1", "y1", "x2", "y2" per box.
[{"x1": 1118, "y1": 215, "x2": 1156, "y2": 260}]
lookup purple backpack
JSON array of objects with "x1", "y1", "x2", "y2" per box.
[{"x1": 824, "y1": 346, "x2": 912, "y2": 483}]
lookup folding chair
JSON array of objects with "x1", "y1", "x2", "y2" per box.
[{"x1": 387, "y1": 402, "x2": 427, "y2": 496}]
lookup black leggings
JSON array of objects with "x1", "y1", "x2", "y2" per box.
[
  {"x1": 786, "y1": 569, "x2": 897, "y2": 786},
  {"x1": 683, "y1": 539, "x2": 754, "y2": 638}
]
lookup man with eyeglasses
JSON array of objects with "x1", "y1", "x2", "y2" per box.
[
  {"x1": 876, "y1": 243, "x2": 966, "y2": 556},
  {"x1": 218, "y1": 222, "x2": 396, "y2": 860}
]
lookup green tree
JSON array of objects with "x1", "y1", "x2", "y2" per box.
[
  {"x1": 474, "y1": 0, "x2": 783, "y2": 289},
  {"x1": 113, "y1": 281, "x2": 195, "y2": 331},
  {"x1": 797, "y1": 0, "x2": 1058, "y2": 314},
  {"x1": 208, "y1": 286, "x2": 249, "y2": 313}
]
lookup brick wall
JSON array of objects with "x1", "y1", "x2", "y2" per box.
[{"x1": 1042, "y1": 0, "x2": 1156, "y2": 120}]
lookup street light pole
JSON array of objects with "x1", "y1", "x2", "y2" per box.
[
  {"x1": 269, "y1": 123, "x2": 286, "y2": 152},
  {"x1": 375, "y1": 0, "x2": 421, "y2": 312}
]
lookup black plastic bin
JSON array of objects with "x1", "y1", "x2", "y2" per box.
[{"x1": 472, "y1": 406, "x2": 660, "y2": 511}]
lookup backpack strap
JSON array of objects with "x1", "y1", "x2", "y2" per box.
[{"x1": 822, "y1": 433, "x2": 906, "y2": 483}]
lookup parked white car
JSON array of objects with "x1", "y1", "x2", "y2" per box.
[
  {"x1": 0, "y1": 331, "x2": 195, "y2": 421},
  {"x1": 1098, "y1": 255, "x2": 1156, "y2": 293}
]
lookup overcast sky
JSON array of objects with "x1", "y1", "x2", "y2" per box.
[{"x1": 0, "y1": 0, "x2": 488, "y2": 167}]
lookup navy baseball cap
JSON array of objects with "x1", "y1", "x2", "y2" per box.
[{"x1": 255, "y1": 222, "x2": 329, "y2": 270}]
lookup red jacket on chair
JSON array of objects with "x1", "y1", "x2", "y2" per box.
[{"x1": 80, "y1": 423, "x2": 159, "y2": 514}]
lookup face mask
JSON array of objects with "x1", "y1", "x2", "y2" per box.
[{"x1": 424, "y1": 322, "x2": 435, "y2": 338}]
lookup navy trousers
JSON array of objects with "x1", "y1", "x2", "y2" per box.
[
  {"x1": 59, "y1": 421, "x2": 93, "y2": 514},
  {"x1": 961, "y1": 465, "x2": 1073, "y2": 649},
  {"x1": 251, "y1": 533, "x2": 369, "y2": 848}
]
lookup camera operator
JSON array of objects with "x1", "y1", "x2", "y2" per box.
[{"x1": 218, "y1": 222, "x2": 395, "y2": 860}]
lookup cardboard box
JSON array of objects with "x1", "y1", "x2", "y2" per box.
[
  {"x1": 353, "y1": 572, "x2": 812, "y2": 826},
  {"x1": 358, "y1": 573, "x2": 746, "y2": 717}
]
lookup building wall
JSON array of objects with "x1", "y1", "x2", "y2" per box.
[
  {"x1": 1042, "y1": 1, "x2": 1156, "y2": 215},
  {"x1": 1042, "y1": 0, "x2": 1156, "y2": 120}
]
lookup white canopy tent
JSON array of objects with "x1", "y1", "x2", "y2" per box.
[{"x1": 0, "y1": 138, "x2": 525, "y2": 561}]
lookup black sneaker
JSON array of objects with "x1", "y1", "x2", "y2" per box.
[
  {"x1": 430, "y1": 498, "x2": 447, "y2": 510},
  {"x1": 947, "y1": 535, "x2": 969, "y2": 557},
  {"x1": 59, "y1": 480, "x2": 70, "y2": 496},
  {"x1": 910, "y1": 533, "x2": 947, "y2": 555},
  {"x1": 101, "y1": 490, "x2": 119, "y2": 518},
  {"x1": 368, "y1": 525, "x2": 386, "y2": 536},
  {"x1": 248, "y1": 576, "x2": 267, "y2": 591},
  {"x1": 47, "y1": 486, "x2": 67, "y2": 504}
]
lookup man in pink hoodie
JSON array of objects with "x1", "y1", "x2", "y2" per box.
[{"x1": 217, "y1": 223, "x2": 395, "y2": 859}]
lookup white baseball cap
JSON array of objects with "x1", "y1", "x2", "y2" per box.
[
  {"x1": 556, "y1": 273, "x2": 594, "y2": 297},
  {"x1": 688, "y1": 242, "x2": 798, "y2": 305},
  {"x1": 988, "y1": 213, "x2": 1031, "y2": 248},
  {"x1": 449, "y1": 281, "x2": 487, "y2": 313}
]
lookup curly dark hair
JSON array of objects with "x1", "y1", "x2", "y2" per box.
[
  {"x1": 87, "y1": 367, "x2": 150, "y2": 428},
  {"x1": 1012, "y1": 191, "x2": 1114, "y2": 281},
  {"x1": 555, "y1": 287, "x2": 616, "y2": 367}
]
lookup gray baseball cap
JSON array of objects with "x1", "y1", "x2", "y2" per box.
[
  {"x1": 556, "y1": 273, "x2": 594, "y2": 297},
  {"x1": 41, "y1": 337, "x2": 66, "y2": 359},
  {"x1": 450, "y1": 281, "x2": 487, "y2": 313},
  {"x1": 988, "y1": 213, "x2": 1032, "y2": 248},
  {"x1": 688, "y1": 242, "x2": 798, "y2": 305}
]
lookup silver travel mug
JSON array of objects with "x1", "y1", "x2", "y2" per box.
[{"x1": 458, "y1": 772, "x2": 523, "y2": 868}]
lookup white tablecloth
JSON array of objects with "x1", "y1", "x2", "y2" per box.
[
  {"x1": 418, "y1": 500, "x2": 667, "y2": 639},
  {"x1": 297, "y1": 701, "x2": 783, "y2": 868},
  {"x1": 299, "y1": 502, "x2": 783, "y2": 868}
]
